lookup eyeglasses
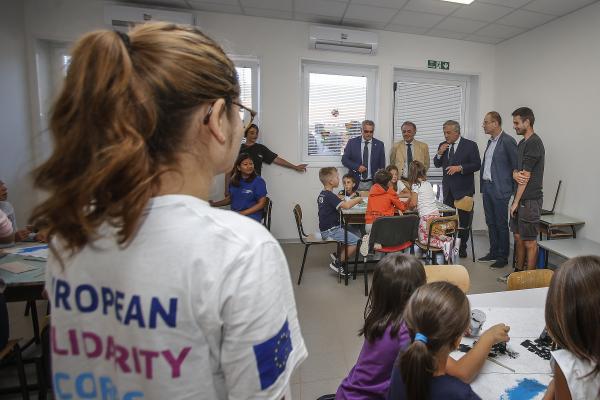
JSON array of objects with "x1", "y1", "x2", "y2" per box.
[
  {"x1": 203, "y1": 101, "x2": 257, "y2": 130},
  {"x1": 234, "y1": 101, "x2": 257, "y2": 130}
]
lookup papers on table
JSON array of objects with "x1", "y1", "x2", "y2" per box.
[
  {"x1": 450, "y1": 307, "x2": 552, "y2": 399},
  {"x1": 4, "y1": 244, "x2": 49, "y2": 260},
  {"x1": 0, "y1": 262, "x2": 37, "y2": 274}
]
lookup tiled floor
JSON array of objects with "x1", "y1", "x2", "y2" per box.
[{"x1": 281, "y1": 231, "x2": 521, "y2": 400}]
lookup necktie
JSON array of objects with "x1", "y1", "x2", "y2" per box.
[
  {"x1": 406, "y1": 143, "x2": 413, "y2": 164},
  {"x1": 362, "y1": 141, "x2": 370, "y2": 179},
  {"x1": 449, "y1": 143, "x2": 455, "y2": 162}
]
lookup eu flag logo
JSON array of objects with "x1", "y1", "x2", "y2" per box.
[{"x1": 253, "y1": 319, "x2": 293, "y2": 390}]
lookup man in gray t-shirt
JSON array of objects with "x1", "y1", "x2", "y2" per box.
[{"x1": 510, "y1": 107, "x2": 545, "y2": 271}]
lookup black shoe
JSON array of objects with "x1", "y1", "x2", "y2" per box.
[
  {"x1": 329, "y1": 260, "x2": 348, "y2": 276},
  {"x1": 490, "y1": 259, "x2": 508, "y2": 268},
  {"x1": 459, "y1": 249, "x2": 468, "y2": 258},
  {"x1": 478, "y1": 254, "x2": 496, "y2": 263}
]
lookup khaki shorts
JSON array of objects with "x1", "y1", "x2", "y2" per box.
[{"x1": 510, "y1": 198, "x2": 542, "y2": 241}]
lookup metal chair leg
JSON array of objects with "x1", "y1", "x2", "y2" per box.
[
  {"x1": 353, "y1": 240, "x2": 360, "y2": 280},
  {"x1": 297, "y1": 244, "x2": 310, "y2": 285},
  {"x1": 14, "y1": 345, "x2": 30, "y2": 400},
  {"x1": 363, "y1": 256, "x2": 369, "y2": 296},
  {"x1": 470, "y1": 226, "x2": 475, "y2": 262}
]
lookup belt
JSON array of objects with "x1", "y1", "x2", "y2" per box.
[
  {"x1": 360, "y1": 179, "x2": 372, "y2": 182},
  {"x1": 482, "y1": 179, "x2": 493, "y2": 183}
]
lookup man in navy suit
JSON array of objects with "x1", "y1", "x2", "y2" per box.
[
  {"x1": 434, "y1": 120, "x2": 481, "y2": 258},
  {"x1": 479, "y1": 112, "x2": 517, "y2": 268},
  {"x1": 342, "y1": 120, "x2": 386, "y2": 191}
]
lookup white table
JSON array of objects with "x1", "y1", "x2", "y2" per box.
[
  {"x1": 538, "y1": 238, "x2": 600, "y2": 261},
  {"x1": 456, "y1": 288, "x2": 552, "y2": 400}
]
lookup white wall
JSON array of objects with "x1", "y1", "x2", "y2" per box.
[
  {"x1": 0, "y1": 1, "x2": 34, "y2": 227},
  {"x1": 496, "y1": 1, "x2": 600, "y2": 241},
  {"x1": 22, "y1": 0, "x2": 497, "y2": 239}
]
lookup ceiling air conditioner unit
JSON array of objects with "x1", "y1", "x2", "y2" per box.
[
  {"x1": 309, "y1": 26, "x2": 378, "y2": 55},
  {"x1": 104, "y1": 5, "x2": 195, "y2": 31}
]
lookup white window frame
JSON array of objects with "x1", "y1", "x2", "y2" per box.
[
  {"x1": 301, "y1": 60, "x2": 377, "y2": 165},
  {"x1": 392, "y1": 69, "x2": 476, "y2": 179},
  {"x1": 230, "y1": 56, "x2": 260, "y2": 125}
]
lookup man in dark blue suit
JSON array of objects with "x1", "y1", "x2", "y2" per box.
[
  {"x1": 434, "y1": 120, "x2": 481, "y2": 258},
  {"x1": 342, "y1": 120, "x2": 386, "y2": 191},
  {"x1": 479, "y1": 112, "x2": 517, "y2": 268}
]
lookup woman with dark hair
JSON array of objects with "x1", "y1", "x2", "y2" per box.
[
  {"x1": 211, "y1": 152, "x2": 268, "y2": 221},
  {"x1": 224, "y1": 123, "x2": 307, "y2": 195},
  {"x1": 31, "y1": 23, "x2": 306, "y2": 399}
]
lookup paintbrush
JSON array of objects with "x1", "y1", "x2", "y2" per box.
[{"x1": 486, "y1": 356, "x2": 516, "y2": 373}]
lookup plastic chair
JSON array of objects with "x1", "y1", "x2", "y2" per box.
[
  {"x1": 361, "y1": 215, "x2": 419, "y2": 296},
  {"x1": 424, "y1": 265, "x2": 470, "y2": 293},
  {"x1": 262, "y1": 197, "x2": 273, "y2": 231},
  {"x1": 507, "y1": 269, "x2": 554, "y2": 290},
  {"x1": 293, "y1": 204, "x2": 339, "y2": 285},
  {"x1": 454, "y1": 196, "x2": 475, "y2": 262},
  {"x1": 415, "y1": 214, "x2": 459, "y2": 265}
]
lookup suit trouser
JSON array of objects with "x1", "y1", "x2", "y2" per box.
[
  {"x1": 481, "y1": 182, "x2": 511, "y2": 261},
  {"x1": 444, "y1": 191, "x2": 471, "y2": 251}
]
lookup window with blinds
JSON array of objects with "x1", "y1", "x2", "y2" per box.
[
  {"x1": 302, "y1": 62, "x2": 376, "y2": 162},
  {"x1": 393, "y1": 79, "x2": 465, "y2": 177},
  {"x1": 232, "y1": 58, "x2": 259, "y2": 144}
]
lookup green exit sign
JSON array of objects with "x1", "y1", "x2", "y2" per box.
[{"x1": 428, "y1": 60, "x2": 450, "y2": 70}]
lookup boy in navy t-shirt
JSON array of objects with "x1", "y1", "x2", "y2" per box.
[{"x1": 318, "y1": 167, "x2": 363, "y2": 275}]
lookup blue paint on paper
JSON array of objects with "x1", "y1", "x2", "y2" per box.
[
  {"x1": 500, "y1": 378, "x2": 547, "y2": 400},
  {"x1": 17, "y1": 245, "x2": 48, "y2": 253}
]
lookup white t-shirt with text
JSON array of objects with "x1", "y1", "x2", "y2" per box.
[{"x1": 46, "y1": 195, "x2": 307, "y2": 400}]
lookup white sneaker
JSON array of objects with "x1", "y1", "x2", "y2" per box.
[
  {"x1": 360, "y1": 234, "x2": 370, "y2": 256},
  {"x1": 329, "y1": 261, "x2": 348, "y2": 276},
  {"x1": 329, "y1": 253, "x2": 337, "y2": 264}
]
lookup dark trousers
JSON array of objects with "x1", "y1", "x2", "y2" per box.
[
  {"x1": 444, "y1": 191, "x2": 471, "y2": 251},
  {"x1": 482, "y1": 182, "x2": 510, "y2": 261}
]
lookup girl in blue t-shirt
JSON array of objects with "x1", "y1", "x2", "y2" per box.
[{"x1": 211, "y1": 153, "x2": 267, "y2": 222}]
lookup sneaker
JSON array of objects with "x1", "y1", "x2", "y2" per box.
[
  {"x1": 490, "y1": 259, "x2": 508, "y2": 269},
  {"x1": 478, "y1": 254, "x2": 496, "y2": 263},
  {"x1": 329, "y1": 260, "x2": 348, "y2": 276},
  {"x1": 329, "y1": 252, "x2": 337, "y2": 264}
]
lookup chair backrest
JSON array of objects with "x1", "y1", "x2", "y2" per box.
[
  {"x1": 262, "y1": 197, "x2": 273, "y2": 230},
  {"x1": 454, "y1": 196, "x2": 474, "y2": 212},
  {"x1": 292, "y1": 204, "x2": 307, "y2": 241},
  {"x1": 427, "y1": 214, "x2": 459, "y2": 237},
  {"x1": 507, "y1": 269, "x2": 554, "y2": 291},
  {"x1": 424, "y1": 265, "x2": 470, "y2": 293},
  {"x1": 549, "y1": 180, "x2": 562, "y2": 212},
  {"x1": 370, "y1": 215, "x2": 419, "y2": 248}
]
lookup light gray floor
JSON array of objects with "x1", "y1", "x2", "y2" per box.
[{"x1": 282, "y1": 231, "x2": 515, "y2": 400}]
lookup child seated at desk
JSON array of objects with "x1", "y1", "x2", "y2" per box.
[
  {"x1": 338, "y1": 173, "x2": 360, "y2": 201},
  {"x1": 318, "y1": 167, "x2": 362, "y2": 276},
  {"x1": 210, "y1": 153, "x2": 267, "y2": 222},
  {"x1": 0, "y1": 180, "x2": 34, "y2": 245},
  {"x1": 386, "y1": 165, "x2": 411, "y2": 197},
  {"x1": 544, "y1": 255, "x2": 600, "y2": 400},
  {"x1": 365, "y1": 169, "x2": 407, "y2": 232},
  {"x1": 0, "y1": 210, "x2": 13, "y2": 244},
  {"x1": 407, "y1": 161, "x2": 454, "y2": 261}
]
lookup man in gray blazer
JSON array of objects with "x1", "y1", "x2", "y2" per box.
[{"x1": 479, "y1": 111, "x2": 517, "y2": 268}]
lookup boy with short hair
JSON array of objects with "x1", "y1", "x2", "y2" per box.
[{"x1": 318, "y1": 167, "x2": 363, "y2": 275}]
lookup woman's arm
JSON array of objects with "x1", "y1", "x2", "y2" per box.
[
  {"x1": 210, "y1": 195, "x2": 231, "y2": 207},
  {"x1": 239, "y1": 197, "x2": 267, "y2": 216},
  {"x1": 273, "y1": 157, "x2": 307, "y2": 172},
  {"x1": 408, "y1": 191, "x2": 418, "y2": 209}
]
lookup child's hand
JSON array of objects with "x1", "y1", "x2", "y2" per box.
[
  {"x1": 14, "y1": 228, "x2": 31, "y2": 242},
  {"x1": 481, "y1": 323, "x2": 510, "y2": 344}
]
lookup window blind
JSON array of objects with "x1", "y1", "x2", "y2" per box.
[{"x1": 393, "y1": 81, "x2": 464, "y2": 177}]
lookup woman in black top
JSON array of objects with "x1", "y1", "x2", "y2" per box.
[{"x1": 225, "y1": 124, "x2": 307, "y2": 194}]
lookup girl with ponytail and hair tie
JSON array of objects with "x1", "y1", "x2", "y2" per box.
[
  {"x1": 32, "y1": 23, "x2": 306, "y2": 399},
  {"x1": 388, "y1": 282, "x2": 481, "y2": 400}
]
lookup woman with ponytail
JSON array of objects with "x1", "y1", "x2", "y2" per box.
[
  {"x1": 387, "y1": 282, "x2": 481, "y2": 400},
  {"x1": 32, "y1": 23, "x2": 306, "y2": 399}
]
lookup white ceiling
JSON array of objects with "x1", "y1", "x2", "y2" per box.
[{"x1": 116, "y1": 0, "x2": 599, "y2": 44}]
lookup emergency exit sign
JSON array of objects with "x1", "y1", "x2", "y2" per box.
[{"x1": 428, "y1": 60, "x2": 450, "y2": 70}]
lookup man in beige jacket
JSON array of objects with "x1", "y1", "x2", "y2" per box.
[{"x1": 390, "y1": 121, "x2": 430, "y2": 180}]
